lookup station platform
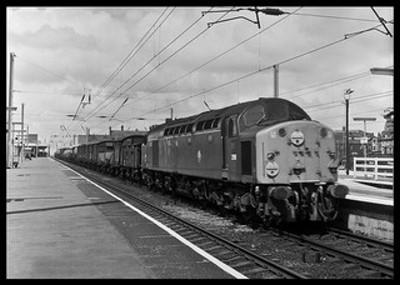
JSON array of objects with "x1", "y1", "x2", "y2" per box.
[
  {"x1": 6, "y1": 157, "x2": 237, "y2": 279},
  {"x1": 337, "y1": 174, "x2": 393, "y2": 206}
]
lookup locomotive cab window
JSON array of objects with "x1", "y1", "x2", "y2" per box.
[
  {"x1": 240, "y1": 105, "x2": 265, "y2": 129},
  {"x1": 255, "y1": 99, "x2": 311, "y2": 127}
]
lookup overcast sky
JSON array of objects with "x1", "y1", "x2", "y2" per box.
[{"x1": 7, "y1": 6, "x2": 393, "y2": 142}]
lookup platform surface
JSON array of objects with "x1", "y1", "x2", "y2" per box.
[
  {"x1": 337, "y1": 171, "x2": 393, "y2": 206},
  {"x1": 6, "y1": 158, "x2": 235, "y2": 279}
]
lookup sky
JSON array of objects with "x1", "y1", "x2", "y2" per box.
[{"x1": 6, "y1": 6, "x2": 394, "y2": 144}]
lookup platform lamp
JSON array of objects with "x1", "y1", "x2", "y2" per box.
[{"x1": 344, "y1": 88, "x2": 354, "y2": 175}]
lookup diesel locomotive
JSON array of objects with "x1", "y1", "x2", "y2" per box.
[{"x1": 56, "y1": 97, "x2": 349, "y2": 225}]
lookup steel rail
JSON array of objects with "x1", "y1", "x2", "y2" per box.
[
  {"x1": 56, "y1": 158, "x2": 307, "y2": 279},
  {"x1": 274, "y1": 229, "x2": 394, "y2": 278},
  {"x1": 327, "y1": 227, "x2": 393, "y2": 252}
]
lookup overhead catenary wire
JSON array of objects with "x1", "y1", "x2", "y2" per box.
[
  {"x1": 84, "y1": 6, "x2": 238, "y2": 123},
  {"x1": 128, "y1": 6, "x2": 303, "y2": 104},
  {"x1": 283, "y1": 71, "x2": 371, "y2": 99},
  {"x1": 132, "y1": 20, "x2": 391, "y2": 120},
  {"x1": 315, "y1": 106, "x2": 392, "y2": 122},
  {"x1": 82, "y1": 7, "x2": 176, "y2": 121},
  {"x1": 304, "y1": 91, "x2": 392, "y2": 112},
  {"x1": 94, "y1": 7, "x2": 171, "y2": 98},
  {"x1": 288, "y1": 11, "x2": 388, "y2": 23},
  {"x1": 83, "y1": 6, "x2": 215, "y2": 122}
]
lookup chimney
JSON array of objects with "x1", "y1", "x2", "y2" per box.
[
  {"x1": 121, "y1": 125, "x2": 124, "y2": 131},
  {"x1": 109, "y1": 126, "x2": 112, "y2": 135}
]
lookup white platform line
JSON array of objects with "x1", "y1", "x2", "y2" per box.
[
  {"x1": 62, "y1": 163, "x2": 248, "y2": 279},
  {"x1": 346, "y1": 194, "x2": 393, "y2": 206}
]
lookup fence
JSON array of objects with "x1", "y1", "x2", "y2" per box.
[{"x1": 353, "y1": 157, "x2": 393, "y2": 181}]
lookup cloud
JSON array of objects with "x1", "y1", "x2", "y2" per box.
[
  {"x1": 11, "y1": 24, "x2": 98, "y2": 50},
  {"x1": 6, "y1": 6, "x2": 393, "y2": 140}
]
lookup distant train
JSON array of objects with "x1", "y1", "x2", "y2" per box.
[{"x1": 55, "y1": 97, "x2": 349, "y2": 225}]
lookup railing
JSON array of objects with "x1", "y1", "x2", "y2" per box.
[{"x1": 353, "y1": 157, "x2": 393, "y2": 181}]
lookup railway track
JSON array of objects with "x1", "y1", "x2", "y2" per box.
[
  {"x1": 57, "y1": 159, "x2": 394, "y2": 279},
  {"x1": 268, "y1": 227, "x2": 394, "y2": 278},
  {"x1": 57, "y1": 159, "x2": 307, "y2": 279}
]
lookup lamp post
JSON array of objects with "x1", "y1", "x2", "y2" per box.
[{"x1": 344, "y1": 88, "x2": 354, "y2": 175}]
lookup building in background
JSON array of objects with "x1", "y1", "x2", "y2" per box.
[
  {"x1": 379, "y1": 107, "x2": 393, "y2": 155},
  {"x1": 334, "y1": 128, "x2": 374, "y2": 168},
  {"x1": 334, "y1": 107, "x2": 394, "y2": 168}
]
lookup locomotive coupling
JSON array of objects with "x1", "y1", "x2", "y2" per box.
[
  {"x1": 327, "y1": 184, "x2": 349, "y2": 198},
  {"x1": 268, "y1": 186, "x2": 291, "y2": 200}
]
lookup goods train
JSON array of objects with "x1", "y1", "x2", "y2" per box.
[{"x1": 55, "y1": 97, "x2": 349, "y2": 225}]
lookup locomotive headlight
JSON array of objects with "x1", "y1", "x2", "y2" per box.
[
  {"x1": 290, "y1": 130, "x2": 305, "y2": 146},
  {"x1": 266, "y1": 152, "x2": 275, "y2": 161},
  {"x1": 265, "y1": 161, "x2": 279, "y2": 178},
  {"x1": 278, "y1": 128, "x2": 286, "y2": 137},
  {"x1": 320, "y1": 128, "x2": 327, "y2": 138}
]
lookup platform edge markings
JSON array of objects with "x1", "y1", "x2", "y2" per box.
[
  {"x1": 58, "y1": 161, "x2": 248, "y2": 279},
  {"x1": 345, "y1": 194, "x2": 393, "y2": 206}
]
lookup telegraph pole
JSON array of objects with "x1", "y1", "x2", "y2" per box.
[
  {"x1": 344, "y1": 88, "x2": 354, "y2": 175},
  {"x1": 21, "y1": 103, "x2": 25, "y2": 163},
  {"x1": 7, "y1": 52, "x2": 16, "y2": 168},
  {"x1": 273, "y1": 65, "x2": 279, "y2": 98}
]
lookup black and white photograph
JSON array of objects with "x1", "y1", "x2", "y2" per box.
[{"x1": 6, "y1": 6, "x2": 394, "y2": 279}]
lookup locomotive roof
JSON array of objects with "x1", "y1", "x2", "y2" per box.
[
  {"x1": 120, "y1": 134, "x2": 147, "y2": 143},
  {"x1": 149, "y1": 97, "x2": 306, "y2": 133}
]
